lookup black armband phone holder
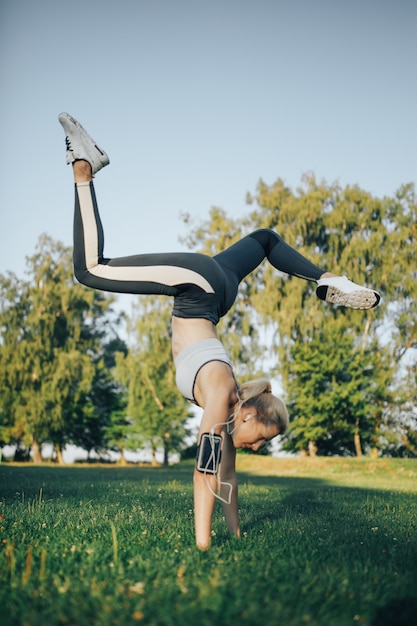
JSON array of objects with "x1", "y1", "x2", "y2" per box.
[{"x1": 195, "y1": 433, "x2": 222, "y2": 474}]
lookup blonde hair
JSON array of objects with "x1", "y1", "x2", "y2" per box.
[{"x1": 238, "y1": 378, "x2": 289, "y2": 434}]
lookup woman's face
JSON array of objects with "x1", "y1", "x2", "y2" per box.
[{"x1": 231, "y1": 408, "x2": 280, "y2": 451}]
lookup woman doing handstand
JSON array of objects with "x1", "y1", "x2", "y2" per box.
[{"x1": 58, "y1": 113, "x2": 380, "y2": 550}]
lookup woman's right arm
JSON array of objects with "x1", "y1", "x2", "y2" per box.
[
  {"x1": 192, "y1": 362, "x2": 238, "y2": 549},
  {"x1": 193, "y1": 384, "x2": 234, "y2": 550}
]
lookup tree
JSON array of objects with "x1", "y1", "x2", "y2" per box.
[
  {"x1": 67, "y1": 336, "x2": 128, "y2": 460},
  {"x1": 283, "y1": 318, "x2": 394, "y2": 456},
  {"x1": 0, "y1": 234, "x2": 120, "y2": 462},
  {"x1": 113, "y1": 296, "x2": 192, "y2": 465},
  {"x1": 244, "y1": 176, "x2": 417, "y2": 455},
  {"x1": 181, "y1": 175, "x2": 416, "y2": 456}
]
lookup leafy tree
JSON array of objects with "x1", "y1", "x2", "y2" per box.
[
  {"x1": 0, "y1": 234, "x2": 120, "y2": 462},
  {"x1": 181, "y1": 176, "x2": 416, "y2": 456},
  {"x1": 244, "y1": 176, "x2": 416, "y2": 455},
  {"x1": 68, "y1": 337, "x2": 128, "y2": 461},
  {"x1": 378, "y1": 361, "x2": 417, "y2": 458},
  {"x1": 114, "y1": 296, "x2": 192, "y2": 465},
  {"x1": 102, "y1": 408, "x2": 135, "y2": 465},
  {"x1": 283, "y1": 318, "x2": 394, "y2": 455}
]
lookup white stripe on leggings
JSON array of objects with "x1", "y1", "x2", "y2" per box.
[{"x1": 76, "y1": 182, "x2": 215, "y2": 293}]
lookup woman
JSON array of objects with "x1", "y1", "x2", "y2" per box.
[{"x1": 58, "y1": 113, "x2": 380, "y2": 549}]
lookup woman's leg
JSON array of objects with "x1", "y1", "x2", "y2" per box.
[
  {"x1": 73, "y1": 178, "x2": 221, "y2": 297},
  {"x1": 214, "y1": 229, "x2": 324, "y2": 283},
  {"x1": 214, "y1": 229, "x2": 380, "y2": 309},
  {"x1": 61, "y1": 114, "x2": 224, "y2": 299}
]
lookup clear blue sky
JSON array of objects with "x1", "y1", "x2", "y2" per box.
[{"x1": 1, "y1": 0, "x2": 416, "y2": 280}]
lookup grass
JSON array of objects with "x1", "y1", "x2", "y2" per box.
[{"x1": 1, "y1": 457, "x2": 417, "y2": 626}]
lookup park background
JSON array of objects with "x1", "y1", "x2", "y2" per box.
[{"x1": 1, "y1": 0, "x2": 416, "y2": 463}]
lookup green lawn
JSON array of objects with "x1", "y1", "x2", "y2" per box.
[{"x1": 1, "y1": 457, "x2": 417, "y2": 626}]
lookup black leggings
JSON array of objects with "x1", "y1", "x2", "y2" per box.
[{"x1": 73, "y1": 182, "x2": 324, "y2": 323}]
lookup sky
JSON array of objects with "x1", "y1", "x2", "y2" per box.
[{"x1": 1, "y1": 0, "x2": 416, "y2": 285}]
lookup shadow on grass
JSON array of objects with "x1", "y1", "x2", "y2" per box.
[
  {"x1": 0, "y1": 464, "x2": 193, "y2": 500},
  {"x1": 370, "y1": 597, "x2": 417, "y2": 626},
  {"x1": 235, "y1": 470, "x2": 417, "y2": 626}
]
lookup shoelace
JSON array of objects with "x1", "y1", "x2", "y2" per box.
[{"x1": 65, "y1": 136, "x2": 73, "y2": 151}]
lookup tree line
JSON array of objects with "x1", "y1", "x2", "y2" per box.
[{"x1": 1, "y1": 175, "x2": 416, "y2": 462}]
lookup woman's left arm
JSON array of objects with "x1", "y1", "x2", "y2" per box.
[{"x1": 219, "y1": 431, "x2": 240, "y2": 538}]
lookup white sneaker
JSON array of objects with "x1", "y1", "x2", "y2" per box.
[
  {"x1": 58, "y1": 112, "x2": 109, "y2": 175},
  {"x1": 316, "y1": 275, "x2": 380, "y2": 309}
]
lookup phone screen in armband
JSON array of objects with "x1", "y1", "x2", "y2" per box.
[{"x1": 196, "y1": 433, "x2": 222, "y2": 474}]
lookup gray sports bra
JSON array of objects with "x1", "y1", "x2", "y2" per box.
[{"x1": 174, "y1": 338, "x2": 233, "y2": 403}]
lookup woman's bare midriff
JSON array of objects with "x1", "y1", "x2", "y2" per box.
[{"x1": 171, "y1": 316, "x2": 219, "y2": 359}]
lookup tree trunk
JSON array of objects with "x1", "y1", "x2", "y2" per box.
[
  {"x1": 151, "y1": 446, "x2": 158, "y2": 467},
  {"x1": 354, "y1": 421, "x2": 363, "y2": 457},
  {"x1": 32, "y1": 438, "x2": 43, "y2": 464},
  {"x1": 55, "y1": 443, "x2": 65, "y2": 464},
  {"x1": 163, "y1": 431, "x2": 170, "y2": 466},
  {"x1": 119, "y1": 446, "x2": 127, "y2": 466}
]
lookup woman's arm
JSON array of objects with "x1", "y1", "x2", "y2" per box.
[
  {"x1": 193, "y1": 468, "x2": 217, "y2": 550},
  {"x1": 193, "y1": 430, "x2": 239, "y2": 549},
  {"x1": 192, "y1": 362, "x2": 238, "y2": 549},
  {"x1": 193, "y1": 385, "x2": 234, "y2": 549},
  {"x1": 219, "y1": 431, "x2": 240, "y2": 537}
]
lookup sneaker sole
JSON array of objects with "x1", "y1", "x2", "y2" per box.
[{"x1": 316, "y1": 285, "x2": 380, "y2": 309}]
